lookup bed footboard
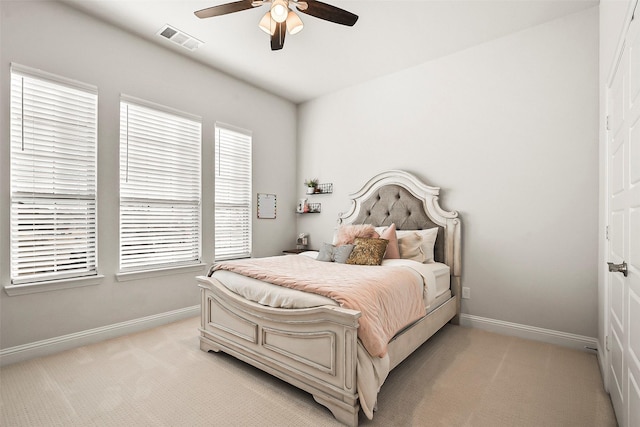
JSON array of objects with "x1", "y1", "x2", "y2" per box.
[{"x1": 198, "y1": 276, "x2": 361, "y2": 426}]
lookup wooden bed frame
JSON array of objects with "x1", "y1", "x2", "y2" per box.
[{"x1": 197, "y1": 170, "x2": 461, "y2": 426}]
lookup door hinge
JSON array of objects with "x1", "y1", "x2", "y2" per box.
[
  {"x1": 606, "y1": 225, "x2": 610, "y2": 240},
  {"x1": 606, "y1": 115, "x2": 611, "y2": 131}
]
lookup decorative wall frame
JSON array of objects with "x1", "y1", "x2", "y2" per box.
[{"x1": 257, "y1": 193, "x2": 276, "y2": 219}]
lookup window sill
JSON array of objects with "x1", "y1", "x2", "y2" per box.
[
  {"x1": 116, "y1": 263, "x2": 206, "y2": 282},
  {"x1": 4, "y1": 275, "x2": 105, "y2": 296}
]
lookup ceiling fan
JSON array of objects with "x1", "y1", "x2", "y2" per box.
[{"x1": 194, "y1": 0, "x2": 358, "y2": 51}]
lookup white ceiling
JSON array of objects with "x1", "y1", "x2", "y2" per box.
[{"x1": 60, "y1": 0, "x2": 598, "y2": 104}]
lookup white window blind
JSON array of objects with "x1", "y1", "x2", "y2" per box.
[
  {"x1": 215, "y1": 123, "x2": 252, "y2": 260},
  {"x1": 119, "y1": 98, "x2": 202, "y2": 272},
  {"x1": 10, "y1": 65, "x2": 98, "y2": 285}
]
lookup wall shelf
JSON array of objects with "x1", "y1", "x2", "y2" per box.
[
  {"x1": 314, "y1": 183, "x2": 333, "y2": 194},
  {"x1": 297, "y1": 203, "x2": 321, "y2": 214}
]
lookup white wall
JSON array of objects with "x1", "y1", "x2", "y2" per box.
[
  {"x1": 297, "y1": 7, "x2": 599, "y2": 338},
  {"x1": 0, "y1": 1, "x2": 297, "y2": 349}
]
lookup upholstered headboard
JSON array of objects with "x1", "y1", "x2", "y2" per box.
[
  {"x1": 349, "y1": 184, "x2": 446, "y2": 263},
  {"x1": 338, "y1": 170, "x2": 461, "y2": 280}
]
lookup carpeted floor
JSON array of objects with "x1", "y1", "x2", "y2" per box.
[{"x1": 0, "y1": 316, "x2": 617, "y2": 426}]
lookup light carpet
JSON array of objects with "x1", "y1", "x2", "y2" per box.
[{"x1": 0, "y1": 317, "x2": 617, "y2": 426}]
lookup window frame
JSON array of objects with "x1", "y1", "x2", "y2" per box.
[
  {"x1": 7, "y1": 64, "x2": 100, "y2": 293},
  {"x1": 118, "y1": 95, "x2": 203, "y2": 274},
  {"x1": 214, "y1": 122, "x2": 252, "y2": 261}
]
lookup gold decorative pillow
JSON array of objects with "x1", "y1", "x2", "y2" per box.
[{"x1": 346, "y1": 237, "x2": 389, "y2": 266}]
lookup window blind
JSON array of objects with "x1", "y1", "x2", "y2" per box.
[
  {"x1": 214, "y1": 123, "x2": 252, "y2": 260},
  {"x1": 10, "y1": 65, "x2": 98, "y2": 285},
  {"x1": 119, "y1": 98, "x2": 202, "y2": 271}
]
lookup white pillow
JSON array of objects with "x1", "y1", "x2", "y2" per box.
[
  {"x1": 374, "y1": 226, "x2": 389, "y2": 235},
  {"x1": 396, "y1": 228, "x2": 438, "y2": 263}
]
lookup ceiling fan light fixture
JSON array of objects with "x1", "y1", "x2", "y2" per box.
[
  {"x1": 270, "y1": 0, "x2": 289, "y2": 23},
  {"x1": 286, "y1": 11, "x2": 303, "y2": 34},
  {"x1": 195, "y1": 0, "x2": 358, "y2": 51},
  {"x1": 258, "y1": 11, "x2": 276, "y2": 35}
]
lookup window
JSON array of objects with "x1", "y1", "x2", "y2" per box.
[
  {"x1": 119, "y1": 97, "x2": 201, "y2": 272},
  {"x1": 214, "y1": 123, "x2": 252, "y2": 260},
  {"x1": 9, "y1": 65, "x2": 98, "y2": 285}
]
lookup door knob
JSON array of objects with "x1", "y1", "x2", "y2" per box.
[{"x1": 607, "y1": 261, "x2": 628, "y2": 277}]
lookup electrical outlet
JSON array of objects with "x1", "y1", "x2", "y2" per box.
[{"x1": 462, "y1": 287, "x2": 471, "y2": 299}]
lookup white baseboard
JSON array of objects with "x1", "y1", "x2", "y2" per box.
[
  {"x1": 459, "y1": 313, "x2": 599, "y2": 353},
  {"x1": 0, "y1": 305, "x2": 200, "y2": 367},
  {"x1": 1, "y1": 309, "x2": 598, "y2": 367}
]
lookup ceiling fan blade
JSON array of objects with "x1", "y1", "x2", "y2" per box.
[
  {"x1": 270, "y1": 21, "x2": 286, "y2": 50},
  {"x1": 298, "y1": 0, "x2": 358, "y2": 26},
  {"x1": 195, "y1": 0, "x2": 257, "y2": 19}
]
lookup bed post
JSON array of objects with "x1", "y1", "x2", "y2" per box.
[{"x1": 448, "y1": 217, "x2": 462, "y2": 325}]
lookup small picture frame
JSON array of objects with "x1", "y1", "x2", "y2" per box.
[{"x1": 297, "y1": 198, "x2": 307, "y2": 213}]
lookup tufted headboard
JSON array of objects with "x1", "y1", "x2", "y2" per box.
[
  {"x1": 349, "y1": 184, "x2": 446, "y2": 263},
  {"x1": 338, "y1": 170, "x2": 461, "y2": 281}
]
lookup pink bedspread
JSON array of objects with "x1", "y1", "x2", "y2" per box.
[{"x1": 211, "y1": 256, "x2": 426, "y2": 357}]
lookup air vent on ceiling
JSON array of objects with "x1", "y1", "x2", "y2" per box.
[{"x1": 157, "y1": 24, "x2": 203, "y2": 51}]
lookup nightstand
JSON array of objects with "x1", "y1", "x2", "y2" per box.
[{"x1": 282, "y1": 248, "x2": 309, "y2": 255}]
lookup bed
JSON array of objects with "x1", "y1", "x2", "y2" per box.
[{"x1": 197, "y1": 170, "x2": 461, "y2": 426}]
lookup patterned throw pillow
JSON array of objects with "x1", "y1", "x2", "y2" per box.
[{"x1": 346, "y1": 237, "x2": 389, "y2": 266}]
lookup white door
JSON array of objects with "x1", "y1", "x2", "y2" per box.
[{"x1": 606, "y1": 9, "x2": 640, "y2": 427}]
